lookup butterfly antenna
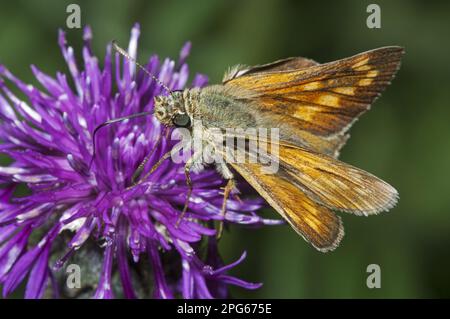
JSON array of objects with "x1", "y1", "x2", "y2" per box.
[
  {"x1": 112, "y1": 40, "x2": 172, "y2": 95},
  {"x1": 89, "y1": 111, "x2": 153, "y2": 170}
]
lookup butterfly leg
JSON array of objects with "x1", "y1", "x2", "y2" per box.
[
  {"x1": 215, "y1": 161, "x2": 237, "y2": 239},
  {"x1": 216, "y1": 178, "x2": 236, "y2": 239},
  {"x1": 131, "y1": 133, "x2": 163, "y2": 183},
  {"x1": 176, "y1": 150, "x2": 203, "y2": 226},
  {"x1": 126, "y1": 133, "x2": 181, "y2": 191}
]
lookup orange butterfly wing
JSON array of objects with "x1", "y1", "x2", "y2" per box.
[
  {"x1": 229, "y1": 160, "x2": 344, "y2": 252},
  {"x1": 224, "y1": 46, "x2": 404, "y2": 139},
  {"x1": 221, "y1": 139, "x2": 397, "y2": 251},
  {"x1": 276, "y1": 143, "x2": 398, "y2": 215}
]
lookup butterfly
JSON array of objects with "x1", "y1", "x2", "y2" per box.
[{"x1": 110, "y1": 43, "x2": 404, "y2": 252}]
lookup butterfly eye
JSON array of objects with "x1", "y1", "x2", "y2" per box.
[{"x1": 172, "y1": 113, "x2": 191, "y2": 128}]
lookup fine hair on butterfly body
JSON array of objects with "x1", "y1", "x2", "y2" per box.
[{"x1": 111, "y1": 41, "x2": 404, "y2": 252}]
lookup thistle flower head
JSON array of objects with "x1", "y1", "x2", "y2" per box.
[{"x1": 0, "y1": 24, "x2": 281, "y2": 298}]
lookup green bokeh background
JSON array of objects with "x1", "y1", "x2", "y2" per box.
[{"x1": 1, "y1": 0, "x2": 449, "y2": 298}]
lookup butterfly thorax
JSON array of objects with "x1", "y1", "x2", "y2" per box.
[{"x1": 195, "y1": 85, "x2": 258, "y2": 129}]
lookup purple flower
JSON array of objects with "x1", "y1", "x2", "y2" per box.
[{"x1": 0, "y1": 24, "x2": 281, "y2": 299}]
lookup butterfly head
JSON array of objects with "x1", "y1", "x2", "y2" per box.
[{"x1": 154, "y1": 92, "x2": 191, "y2": 128}]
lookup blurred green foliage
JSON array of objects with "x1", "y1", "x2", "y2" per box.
[{"x1": 1, "y1": 0, "x2": 450, "y2": 298}]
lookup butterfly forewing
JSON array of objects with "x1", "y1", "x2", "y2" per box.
[
  {"x1": 277, "y1": 143, "x2": 399, "y2": 215},
  {"x1": 229, "y1": 160, "x2": 344, "y2": 252}
]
